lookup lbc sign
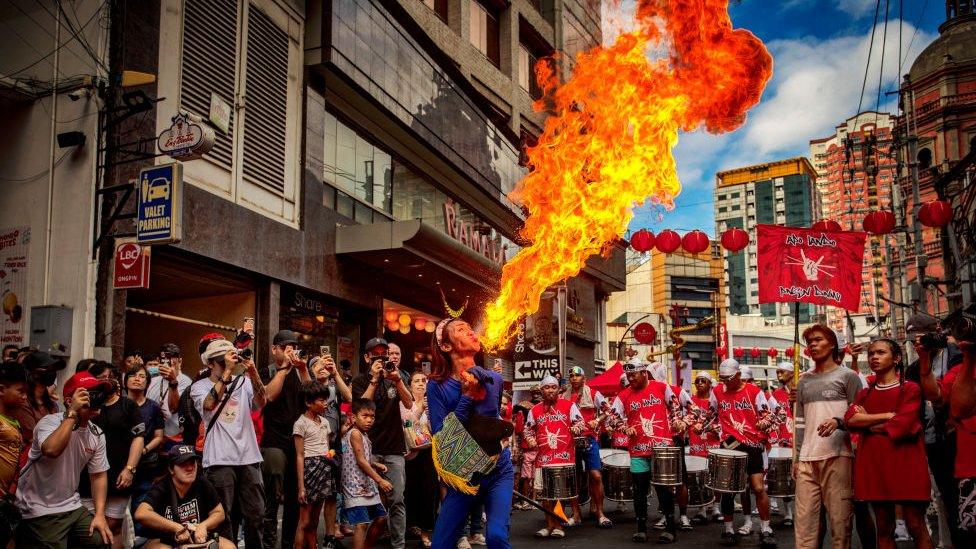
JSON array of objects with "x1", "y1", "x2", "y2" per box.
[
  {"x1": 114, "y1": 242, "x2": 151, "y2": 289},
  {"x1": 137, "y1": 162, "x2": 183, "y2": 244}
]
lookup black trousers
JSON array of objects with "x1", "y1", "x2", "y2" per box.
[{"x1": 633, "y1": 471, "x2": 675, "y2": 533}]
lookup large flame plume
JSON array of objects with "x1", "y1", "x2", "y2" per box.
[{"x1": 480, "y1": 0, "x2": 772, "y2": 349}]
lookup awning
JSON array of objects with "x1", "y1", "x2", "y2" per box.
[{"x1": 335, "y1": 220, "x2": 501, "y2": 293}]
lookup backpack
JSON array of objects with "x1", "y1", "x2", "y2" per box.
[{"x1": 178, "y1": 384, "x2": 202, "y2": 446}]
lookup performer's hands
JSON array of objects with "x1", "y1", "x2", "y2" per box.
[
  {"x1": 524, "y1": 436, "x2": 537, "y2": 449},
  {"x1": 624, "y1": 426, "x2": 637, "y2": 436},
  {"x1": 817, "y1": 418, "x2": 840, "y2": 437},
  {"x1": 461, "y1": 371, "x2": 481, "y2": 398}
]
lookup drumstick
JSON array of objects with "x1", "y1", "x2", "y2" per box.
[{"x1": 513, "y1": 491, "x2": 570, "y2": 522}]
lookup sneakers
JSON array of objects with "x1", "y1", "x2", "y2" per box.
[
  {"x1": 678, "y1": 515, "x2": 693, "y2": 531},
  {"x1": 895, "y1": 520, "x2": 912, "y2": 542},
  {"x1": 737, "y1": 522, "x2": 754, "y2": 536},
  {"x1": 632, "y1": 532, "x2": 648, "y2": 543},
  {"x1": 759, "y1": 530, "x2": 778, "y2": 548},
  {"x1": 651, "y1": 517, "x2": 667, "y2": 530},
  {"x1": 457, "y1": 537, "x2": 472, "y2": 549},
  {"x1": 468, "y1": 534, "x2": 487, "y2": 546},
  {"x1": 720, "y1": 531, "x2": 739, "y2": 546},
  {"x1": 658, "y1": 531, "x2": 676, "y2": 544}
]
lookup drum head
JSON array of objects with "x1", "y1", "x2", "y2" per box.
[
  {"x1": 768, "y1": 447, "x2": 793, "y2": 459},
  {"x1": 709, "y1": 448, "x2": 747, "y2": 458},
  {"x1": 602, "y1": 450, "x2": 631, "y2": 467},
  {"x1": 685, "y1": 456, "x2": 708, "y2": 472}
]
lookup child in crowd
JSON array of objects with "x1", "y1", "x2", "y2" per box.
[
  {"x1": 341, "y1": 398, "x2": 393, "y2": 549},
  {"x1": 295, "y1": 381, "x2": 339, "y2": 549}
]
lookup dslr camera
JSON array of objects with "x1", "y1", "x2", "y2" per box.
[
  {"x1": 373, "y1": 355, "x2": 396, "y2": 372},
  {"x1": 920, "y1": 331, "x2": 948, "y2": 351},
  {"x1": 236, "y1": 348, "x2": 253, "y2": 361},
  {"x1": 84, "y1": 387, "x2": 110, "y2": 410}
]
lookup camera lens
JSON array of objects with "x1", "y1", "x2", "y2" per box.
[{"x1": 239, "y1": 348, "x2": 253, "y2": 360}]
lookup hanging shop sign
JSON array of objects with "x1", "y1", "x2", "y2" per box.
[
  {"x1": 757, "y1": 224, "x2": 866, "y2": 311},
  {"x1": 513, "y1": 294, "x2": 561, "y2": 390},
  {"x1": 113, "y1": 241, "x2": 151, "y2": 289},
  {"x1": 208, "y1": 94, "x2": 232, "y2": 134},
  {"x1": 137, "y1": 162, "x2": 183, "y2": 244},
  {"x1": 443, "y1": 198, "x2": 507, "y2": 266},
  {"x1": 157, "y1": 112, "x2": 215, "y2": 160},
  {"x1": 0, "y1": 226, "x2": 30, "y2": 346}
]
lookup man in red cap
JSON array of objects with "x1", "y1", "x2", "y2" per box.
[{"x1": 15, "y1": 371, "x2": 115, "y2": 547}]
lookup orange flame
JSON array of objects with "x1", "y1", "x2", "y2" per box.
[{"x1": 481, "y1": 0, "x2": 772, "y2": 349}]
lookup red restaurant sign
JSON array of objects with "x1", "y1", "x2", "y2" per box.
[
  {"x1": 756, "y1": 224, "x2": 866, "y2": 311},
  {"x1": 114, "y1": 242, "x2": 151, "y2": 289}
]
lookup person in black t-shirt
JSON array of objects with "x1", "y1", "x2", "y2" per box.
[
  {"x1": 259, "y1": 330, "x2": 311, "y2": 549},
  {"x1": 136, "y1": 445, "x2": 235, "y2": 548},
  {"x1": 351, "y1": 337, "x2": 413, "y2": 549}
]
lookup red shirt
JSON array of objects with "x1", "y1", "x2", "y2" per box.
[
  {"x1": 940, "y1": 364, "x2": 976, "y2": 478},
  {"x1": 687, "y1": 394, "x2": 720, "y2": 457},
  {"x1": 769, "y1": 386, "x2": 794, "y2": 447},
  {"x1": 612, "y1": 381, "x2": 676, "y2": 457},
  {"x1": 711, "y1": 382, "x2": 771, "y2": 447},
  {"x1": 565, "y1": 385, "x2": 605, "y2": 438},
  {"x1": 525, "y1": 399, "x2": 583, "y2": 466}
]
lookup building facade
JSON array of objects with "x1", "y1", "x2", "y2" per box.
[
  {"x1": 714, "y1": 157, "x2": 820, "y2": 324},
  {"x1": 809, "y1": 112, "x2": 898, "y2": 333}
]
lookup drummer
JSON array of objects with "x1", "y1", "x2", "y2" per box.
[
  {"x1": 649, "y1": 362, "x2": 694, "y2": 531},
  {"x1": 611, "y1": 358, "x2": 681, "y2": 544},
  {"x1": 767, "y1": 362, "x2": 796, "y2": 527},
  {"x1": 523, "y1": 375, "x2": 585, "y2": 539},
  {"x1": 712, "y1": 358, "x2": 778, "y2": 548},
  {"x1": 687, "y1": 371, "x2": 722, "y2": 523},
  {"x1": 563, "y1": 366, "x2": 613, "y2": 528},
  {"x1": 609, "y1": 374, "x2": 631, "y2": 449}
]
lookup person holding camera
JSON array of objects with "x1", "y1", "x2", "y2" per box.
[
  {"x1": 191, "y1": 338, "x2": 268, "y2": 548},
  {"x1": 12, "y1": 351, "x2": 64, "y2": 445},
  {"x1": 134, "y1": 444, "x2": 236, "y2": 549},
  {"x1": 351, "y1": 337, "x2": 413, "y2": 549},
  {"x1": 258, "y1": 329, "x2": 310, "y2": 549},
  {"x1": 148, "y1": 343, "x2": 193, "y2": 451},
  {"x1": 15, "y1": 371, "x2": 115, "y2": 547}
]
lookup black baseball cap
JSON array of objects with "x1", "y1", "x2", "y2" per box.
[
  {"x1": 167, "y1": 444, "x2": 200, "y2": 465},
  {"x1": 906, "y1": 313, "x2": 939, "y2": 335},
  {"x1": 364, "y1": 337, "x2": 388, "y2": 353},
  {"x1": 160, "y1": 343, "x2": 182, "y2": 357},
  {"x1": 22, "y1": 351, "x2": 67, "y2": 372},
  {"x1": 273, "y1": 330, "x2": 299, "y2": 346}
]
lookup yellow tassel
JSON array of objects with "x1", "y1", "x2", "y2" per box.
[{"x1": 431, "y1": 436, "x2": 478, "y2": 495}]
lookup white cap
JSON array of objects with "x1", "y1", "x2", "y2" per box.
[
  {"x1": 718, "y1": 358, "x2": 740, "y2": 378},
  {"x1": 740, "y1": 365, "x2": 753, "y2": 380},
  {"x1": 695, "y1": 370, "x2": 713, "y2": 382},
  {"x1": 625, "y1": 357, "x2": 647, "y2": 372},
  {"x1": 202, "y1": 339, "x2": 235, "y2": 362},
  {"x1": 540, "y1": 375, "x2": 559, "y2": 387},
  {"x1": 776, "y1": 361, "x2": 794, "y2": 373},
  {"x1": 648, "y1": 361, "x2": 667, "y2": 382},
  {"x1": 619, "y1": 373, "x2": 629, "y2": 387}
]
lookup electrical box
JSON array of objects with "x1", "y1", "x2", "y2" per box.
[{"x1": 30, "y1": 306, "x2": 73, "y2": 357}]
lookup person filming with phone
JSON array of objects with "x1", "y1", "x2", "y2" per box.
[
  {"x1": 190, "y1": 338, "x2": 268, "y2": 548},
  {"x1": 352, "y1": 338, "x2": 413, "y2": 549}
]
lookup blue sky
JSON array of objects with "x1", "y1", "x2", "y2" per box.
[{"x1": 626, "y1": 0, "x2": 944, "y2": 236}]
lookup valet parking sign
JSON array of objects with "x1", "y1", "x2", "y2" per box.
[
  {"x1": 757, "y1": 224, "x2": 867, "y2": 312},
  {"x1": 137, "y1": 162, "x2": 183, "y2": 245}
]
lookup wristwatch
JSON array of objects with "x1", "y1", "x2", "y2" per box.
[
  {"x1": 126, "y1": 465, "x2": 137, "y2": 474},
  {"x1": 64, "y1": 410, "x2": 79, "y2": 422}
]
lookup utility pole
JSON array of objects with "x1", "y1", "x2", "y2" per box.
[{"x1": 902, "y1": 80, "x2": 927, "y2": 312}]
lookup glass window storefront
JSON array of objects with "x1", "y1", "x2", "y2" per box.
[{"x1": 324, "y1": 112, "x2": 392, "y2": 214}]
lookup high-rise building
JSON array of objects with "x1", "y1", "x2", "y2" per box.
[
  {"x1": 714, "y1": 157, "x2": 820, "y2": 323},
  {"x1": 809, "y1": 112, "x2": 898, "y2": 333}
]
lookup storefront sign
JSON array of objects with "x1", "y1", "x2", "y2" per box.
[
  {"x1": 0, "y1": 227, "x2": 30, "y2": 346},
  {"x1": 633, "y1": 323, "x2": 657, "y2": 345},
  {"x1": 513, "y1": 296, "x2": 561, "y2": 390},
  {"x1": 565, "y1": 287, "x2": 586, "y2": 337},
  {"x1": 113, "y1": 241, "x2": 151, "y2": 289},
  {"x1": 157, "y1": 113, "x2": 215, "y2": 160},
  {"x1": 209, "y1": 94, "x2": 232, "y2": 134},
  {"x1": 138, "y1": 163, "x2": 183, "y2": 244},
  {"x1": 443, "y1": 199, "x2": 506, "y2": 266}
]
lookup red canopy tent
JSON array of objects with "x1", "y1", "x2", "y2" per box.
[{"x1": 588, "y1": 361, "x2": 625, "y2": 399}]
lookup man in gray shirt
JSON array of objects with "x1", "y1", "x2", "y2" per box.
[{"x1": 794, "y1": 324, "x2": 863, "y2": 549}]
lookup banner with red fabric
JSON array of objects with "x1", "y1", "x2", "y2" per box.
[{"x1": 756, "y1": 224, "x2": 866, "y2": 311}]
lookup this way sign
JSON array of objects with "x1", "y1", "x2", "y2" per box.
[{"x1": 137, "y1": 162, "x2": 183, "y2": 244}]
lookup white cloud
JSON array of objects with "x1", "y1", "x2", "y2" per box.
[{"x1": 838, "y1": 0, "x2": 880, "y2": 18}]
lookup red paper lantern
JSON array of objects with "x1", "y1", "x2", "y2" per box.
[
  {"x1": 733, "y1": 347, "x2": 744, "y2": 358},
  {"x1": 720, "y1": 228, "x2": 750, "y2": 252},
  {"x1": 681, "y1": 230, "x2": 710, "y2": 254},
  {"x1": 750, "y1": 347, "x2": 761, "y2": 358},
  {"x1": 862, "y1": 210, "x2": 896, "y2": 235},
  {"x1": 918, "y1": 200, "x2": 952, "y2": 228},
  {"x1": 630, "y1": 229, "x2": 655, "y2": 252},
  {"x1": 655, "y1": 229, "x2": 681, "y2": 253},
  {"x1": 812, "y1": 219, "x2": 842, "y2": 232},
  {"x1": 767, "y1": 348, "x2": 778, "y2": 358},
  {"x1": 785, "y1": 347, "x2": 794, "y2": 358},
  {"x1": 716, "y1": 347, "x2": 727, "y2": 357}
]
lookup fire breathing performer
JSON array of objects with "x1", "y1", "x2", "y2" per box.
[
  {"x1": 712, "y1": 358, "x2": 778, "y2": 548},
  {"x1": 563, "y1": 365, "x2": 614, "y2": 528},
  {"x1": 524, "y1": 375, "x2": 585, "y2": 538},
  {"x1": 426, "y1": 318, "x2": 514, "y2": 549},
  {"x1": 611, "y1": 358, "x2": 681, "y2": 543}
]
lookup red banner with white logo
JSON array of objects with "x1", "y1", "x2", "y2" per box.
[{"x1": 756, "y1": 224, "x2": 866, "y2": 311}]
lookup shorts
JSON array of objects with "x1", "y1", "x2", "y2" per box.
[
  {"x1": 303, "y1": 456, "x2": 336, "y2": 503},
  {"x1": 81, "y1": 495, "x2": 130, "y2": 520},
  {"x1": 346, "y1": 503, "x2": 388, "y2": 526},
  {"x1": 720, "y1": 440, "x2": 765, "y2": 476},
  {"x1": 579, "y1": 436, "x2": 601, "y2": 472},
  {"x1": 520, "y1": 449, "x2": 538, "y2": 479}
]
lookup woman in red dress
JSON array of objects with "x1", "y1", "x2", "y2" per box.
[{"x1": 845, "y1": 339, "x2": 932, "y2": 549}]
